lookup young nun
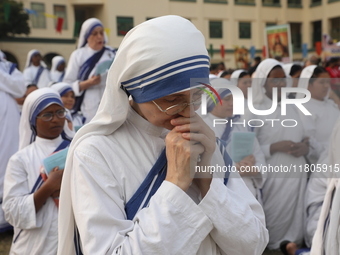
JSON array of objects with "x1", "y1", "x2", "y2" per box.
[
  {"x1": 63, "y1": 18, "x2": 116, "y2": 124},
  {"x1": 230, "y1": 69, "x2": 253, "y2": 131},
  {"x1": 2, "y1": 88, "x2": 68, "y2": 254},
  {"x1": 296, "y1": 65, "x2": 340, "y2": 165},
  {"x1": 50, "y1": 56, "x2": 66, "y2": 83},
  {"x1": 248, "y1": 58, "x2": 309, "y2": 250},
  {"x1": 23, "y1": 49, "x2": 51, "y2": 89},
  {"x1": 198, "y1": 78, "x2": 267, "y2": 202},
  {"x1": 58, "y1": 15, "x2": 268, "y2": 255},
  {"x1": 0, "y1": 51, "x2": 26, "y2": 231},
  {"x1": 50, "y1": 82, "x2": 78, "y2": 140}
]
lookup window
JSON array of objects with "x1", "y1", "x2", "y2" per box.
[
  {"x1": 310, "y1": 0, "x2": 322, "y2": 6},
  {"x1": 209, "y1": 21, "x2": 223, "y2": 38},
  {"x1": 235, "y1": 0, "x2": 255, "y2": 4},
  {"x1": 266, "y1": 23, "x2": 277, "y2": 27},
  {"x1": 239, "y1": 22, "x2": 251, "y2": 39},
  {"x1": 312, "y1": 20, "x2": 322, "y2": 47},
  {"x1": 290, "y1": 23, "x2": 302, "y2": 49},
  {"x1": 330, "y1": 17, "x2": 340, "y2": 42},
  {"x1": 288, "y1": 0, "x2": 302, "y2": 7},
  {"x1": 262, "y1": 0, "x2": 280, "y2": 5},
  {"x1": 31, "y1": 2, "x2": 46, "y2": 29},
  {"x1": 116, "y1": 17, "x2": 133, "y2": 36},
  {"x1": 54, "y1": 5, "x2": 68, "y2": 30},
  {"x1": 204, "y1": 0, "x2": 227, "y2": 3}
]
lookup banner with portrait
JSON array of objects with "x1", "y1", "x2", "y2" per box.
[
  {"x1": 265, "y1": 24, "x2": 292, "y2": 63},
  {"x1": 322, "y1": 34, "x2": 340, "y2": 61}
]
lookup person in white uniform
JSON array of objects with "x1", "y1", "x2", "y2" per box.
[
  {"x1": 198, "y1": 78, "x2": 267, "y2": 202},
  {"x1": 0, "y1": 50, "x2": 25, "y2": 232},
  {"x1": 297, "y1": 65, "x2": 340, "y2": 165},
  {"x1": 2, "y1": 88, "x2": 68, "y2": 255},
  {"x1": 248, "y1": 58, "x2": 309, "y2": 250},
  {"x1": 58, "y1": 15, "x2": 269, "y2": 255},
  {"x1": 50, "y1": 56, "x2": 66, "y2": 83},
  {"x1": 63, "y1": 18, "x2": 116, "y2": 124},
  {"x1": 310, "y1": 117, "x2": 340, "y2": 255},
  {"x1": 23, "y1": 49, "x2": 51, "y2": 89}
]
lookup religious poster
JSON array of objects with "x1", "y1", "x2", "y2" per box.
[
  {"x1": 265, "y1": 24, "x2": 292, "y2": 63},
  {"x1": 234, "y1": 47, "x2": 249, "y2": 69},
  {"x1": 322, "y1": 34, "x2": 340, "y2": 61}
]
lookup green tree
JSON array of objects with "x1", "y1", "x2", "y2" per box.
[{"x1": 0, "y1": 0, "x2": 30, "y2": 38}]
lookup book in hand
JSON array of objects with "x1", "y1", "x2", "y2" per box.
[
  {"x1": 95, "y1": 59, "x2": 114, "y2": 76},
  {"x1": 230, "y1": 132, "x2": 255, "y2": 163},
  {"x1": 74, "y1": 125, "x2": 83, "y2": 132},
  {"x1": 40, "y1": 147, "x2": 69, "y2": 208},
  {"x1": 42, "y1": 147, "x2": 69, "y2": 176}
]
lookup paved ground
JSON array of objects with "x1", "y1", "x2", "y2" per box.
[
  {"x1": 0, "y1": 230, "x2": 12, "y2": 255},
  {"x1": 0, "y1": 230, "x2": 284, "y2": 255}
]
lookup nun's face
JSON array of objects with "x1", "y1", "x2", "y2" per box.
[
  {"x1": 87, "y1": 26, "x2": 105, "y2": 51},
  {"x1": 237, "y1": 75, "x2": 251, "y2": 99},
  {"x1": 308, "y1": 72, "x2": 330, "y2": 101},
  {"x1": 210, "y1": 95, "x2": 233, "y2": 118},
  {"x1": 61, "y1": 91, "x2": 75, "y2": 110},
  {"x1": 36, "y1": 104, "x2": 65, "y2": 140},
  {"x1": 131, "y1": 89, "x2": 202, "y2": 130},
  {"x1": 264, "y1": 67, "x2": 286, "y2": 102},
  {"x1": 31, "y1": 53, "x2": 41, "y2": 67}
]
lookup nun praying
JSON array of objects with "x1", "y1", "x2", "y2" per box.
[{"x1": 58, "y1": 15, "x2": 268, "y2": 255}]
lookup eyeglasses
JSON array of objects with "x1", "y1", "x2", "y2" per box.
[
  {"x1": 152, "y1": 97, "x2": 202, "y2": 116},
  {"x1": 36, "y1": 109, "x2": 67, "y2": 122}
]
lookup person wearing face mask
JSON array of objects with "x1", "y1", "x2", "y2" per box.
[
  {"x1": 23, "y1": 49, "x2": 51, "y2": 89},
  {"x1": 57, "y1": 15, "x2": 268, "y2": 255},
  {"x1": 63, "y1": 18, "x2": 116, "y2": 124}
]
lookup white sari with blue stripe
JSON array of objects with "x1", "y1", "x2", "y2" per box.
[{"x1": 58, "y1": 15, "x2": 268, "y2": 255}]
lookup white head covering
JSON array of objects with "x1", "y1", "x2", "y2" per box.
[
  {"x1": 296, "y1": 65, "x2": 317, "y2": 99},
  {"x1": 58, "y1": 15, "x2": 210, "y2": 253},
  {"x1": 205, "y1": 78, "x2": 232, "y2": 112},
  {"x1": 77, "y1": 18, "x2": 108, "y2": 49},
  {"x1": 19, "y1": 88, "x2": 64, "y2": 150},
  {"x1": 25, "y1": 49, "x2": 47, "y2": 69},
  {"x1": 230, "y1": 69, "x2": 246, "y2": 86},
  {"x1": 50, "y1": 82, "x2": 73, "y2": 97},
  {"x1": 251, "y1": 58, "x2": 283, "y2": 104},
  {"x1": 0, "y1": 50, "x2": 6, "y2": 61},
  {"x1": 283, "y1": 63, "x2": 294, "y2": 77},
  {"x1": 283, "y1": 63, "x2": 294, "y2": 88},
  {"x1": 51, "y1": 56, "x2": 65, "y2": 73}
]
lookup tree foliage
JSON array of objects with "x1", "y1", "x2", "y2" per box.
[{"x1": 0, "y1": 0, "x2": 30, "y2": 38}]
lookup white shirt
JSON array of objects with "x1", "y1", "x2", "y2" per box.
[
  {"x1": 63, "y1": 45, "x2": 115, "y2": 123},
  {"x1": 61, "y1": 106, "x2": 268, "y2": 255},
  {"x1": 298, "y1": 98, "x2": 340, "y2": 164},
  {"x1": 50, "y1": 70, "x2": 64, "y2": 83},
  {"x1": 250, "y1": 96, "x2": 308, "y2": 250},
  {"x1": 0, "y1": 61, "x2": 25, "y2": 229},
  {"x1": 2, "y1": 136, "x2": 62, "y2": 255},
  {"x1": 201, "y1": 112, "x2": 267, "y2": 202},
  {"x1": 23, "y1": 65, "x2": 51, "y2": 88}
]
